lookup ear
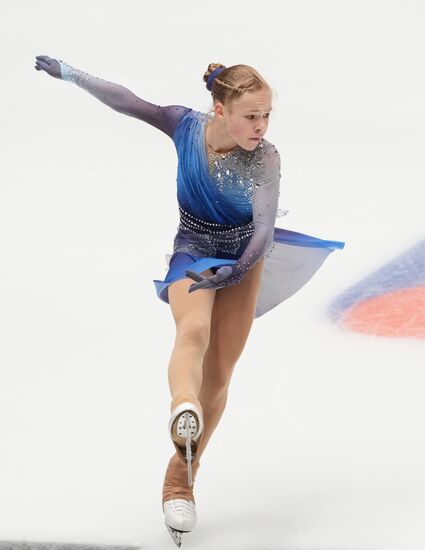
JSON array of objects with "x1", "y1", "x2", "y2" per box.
[{"x1": 214, "y1": 102, "x2": 225, "y2": 118}]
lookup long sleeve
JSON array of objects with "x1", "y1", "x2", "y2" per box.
[
  {"x1": 222, "y1": 145, "x2": 281, "y2": 285},
  {"x1": 51, "y1": 58, "x2": 190, "y2": 139},
  {"x1": 186, "y1": 144, "x2": 281, "y2": 292}
]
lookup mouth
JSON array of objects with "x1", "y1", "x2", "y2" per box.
[{"x1": 250, "y1": 137, "x2": 262, "y2": 141}]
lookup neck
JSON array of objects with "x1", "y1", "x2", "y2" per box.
[{"x1": 205, "y1": 116, "x2": 238, "y2": 154}]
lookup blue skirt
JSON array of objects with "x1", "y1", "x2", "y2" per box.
[{"x1": 153, "y1": 227, "x2": 345, "y2": 319}]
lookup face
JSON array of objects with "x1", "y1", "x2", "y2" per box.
[{"x1": 217, "y1": 88, "x2": 273, "y2": 150}]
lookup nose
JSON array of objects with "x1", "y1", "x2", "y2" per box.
[{"x1": 255, "y1": 120, "x2": 267, "y2": 134}]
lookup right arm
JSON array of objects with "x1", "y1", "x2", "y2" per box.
[{"x1": 34, "y1": 55, "x2": 190, "y2": 139}]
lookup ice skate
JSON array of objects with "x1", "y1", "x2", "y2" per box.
[
  {"x1": 168, "y1": 401, "x2": 204, "y2": 486},
  {"x1": 162, "y1": 452, "x2": 201, "y2": 547},
  {"x1": 163, "y1": 499, "x2": 197, "y2": 546}
]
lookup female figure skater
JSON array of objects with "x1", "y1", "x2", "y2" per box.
[{"x1": 35, "y1": 55, "x2": 344, "y2": 547}]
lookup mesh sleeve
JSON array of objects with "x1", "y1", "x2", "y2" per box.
[
  {"x1": 221, "y1": 144, "x2": 281, "y2": 286},
  {"x1": 51, "y1": 58, "x2": 190, "y2": 139}
]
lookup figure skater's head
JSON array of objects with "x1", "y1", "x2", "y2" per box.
[{"x1": 203, "y1": 63, "x2": 273, "y2": 151}]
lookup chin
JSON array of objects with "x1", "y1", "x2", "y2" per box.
[
  {"x1": 239, "y1": 138, "x2": 261, "y2": 151},
  {"x1": 248, "y1": 140, "x2": 261, "y2": 149}
]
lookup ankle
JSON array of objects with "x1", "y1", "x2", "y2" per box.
[{"x1": 162, "y1": 453, "x2": 200, "y2": 505}]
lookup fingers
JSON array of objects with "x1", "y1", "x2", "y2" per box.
[
  {"x1": 35, "y1": 55, "x2": 58, "y2": 73},
  {"x1": 35, "y1": 55, "x2": 49, "y2": 65},
  {"x1": 186, "y1": 265, "x2": 234, "y2": 292},
  {"x1": 34, "y1": 57, "x2": 49, "y2": 71},
  {"x1": 185, "y1": 269, "x2": 205, "y2": 283},
  {"x1": 188, "y1": 280, "x2": 211, "y2": 293},
  {"x1": 215, "y1": 265, "x2": 233, "y2": 282},
  {"x1": 188, "y1": 276, "x2": 224, "y2": 293}
]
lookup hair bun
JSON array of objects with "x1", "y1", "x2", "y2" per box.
[{"x1": 203, "y1": 63, "x2": 226, "y2": 90}]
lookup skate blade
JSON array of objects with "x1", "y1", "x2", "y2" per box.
[
  {"x1": 165, "y1": 522, "x2": 183, "y2": 547},
  {"x1": 185, "y1": 413, "x2": 193, "y2": 487}
]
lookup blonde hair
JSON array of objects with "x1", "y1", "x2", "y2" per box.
[{"x1": 203, "y1": 63, "x2": 271, "y2": 112}]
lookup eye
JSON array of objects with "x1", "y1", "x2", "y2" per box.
[{"x1": 246, "y1": 113, "x2": 271, "y2": 120}]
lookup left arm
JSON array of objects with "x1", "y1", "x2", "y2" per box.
[
  {"x1": 37, "y1": 56, "x2": 190, "y2": 139},
  {"x1": 186, "y1": 145, "x2": 281, "y2": 291}
]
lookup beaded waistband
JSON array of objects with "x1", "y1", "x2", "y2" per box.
[{"x1": 178, "y1": 206, "x2": 254, "y2": 237}]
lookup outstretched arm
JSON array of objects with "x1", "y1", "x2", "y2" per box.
[
  {"x1": 35, "y1": 55, "x2": 190, "y2": 139},
  {"x1": 186, "y1": 145, "x2": 281, "y2": 292}
]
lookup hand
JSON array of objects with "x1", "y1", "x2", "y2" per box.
[
  {"x1": 34, "y1": 55, "x2": 62, "y2": 79},
  {"x1": 185, "y1": 265, "x2": 239, "y2": 293}
]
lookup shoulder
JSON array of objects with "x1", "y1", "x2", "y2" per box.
[
  {"x1": 163, "y1": 105, "x2": 194, "y2": 126},
  {"x1": 176, "y1": 108, "x2": 207, "y2": 122},
  {"x1": 169, "y1": 107, "x2": 197, "y2": 142},
  {"x1": 171, "y1": 107, "x2": 206, "y2": 132},
  {"x1": 251, "y1": 139, "x2": 281, "y2": 183},
  {"x1": 258, "y1": 139, "x2": 281, "y2": 166}
]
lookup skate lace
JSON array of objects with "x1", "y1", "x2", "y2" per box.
[{"x1": 168, "y1": 499, "x2": 195, "y2": 514}]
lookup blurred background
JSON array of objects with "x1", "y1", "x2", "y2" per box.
[{"x1": 0, "y1": 0, "x2": 424, "y2": 548}]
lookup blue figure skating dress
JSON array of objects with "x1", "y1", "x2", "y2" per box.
[
  {"x1": 150, "y1": 108, "x2": 345, "y2": 317},
  {"x1": 53, "y1": 59, "x2": 345, "y2": 317}
]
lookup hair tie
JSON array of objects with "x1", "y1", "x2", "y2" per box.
[{"x1": 207, "y1": 67, "x2": 225, "y2": 91}]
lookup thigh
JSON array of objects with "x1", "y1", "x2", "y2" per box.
[
  {"x1": 205, "y1": 258, "x2": 265, "y2": 368},
  {"x1": 168, "y1": 267, "x2": 217, "y2": 329}
]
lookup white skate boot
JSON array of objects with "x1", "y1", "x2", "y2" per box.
[
  {"x1": 168, "y1": 401, "x2": 204, "y2": 487},
  {"x1": 163, "y1": 498, "x2": 197, "y2": 547}
]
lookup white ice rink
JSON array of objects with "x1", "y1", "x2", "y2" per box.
[{"x1": 1, "y1": 1, "x2": 424, "y2": 548}]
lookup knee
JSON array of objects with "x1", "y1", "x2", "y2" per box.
[{"x1": 175, "y1": 317, "x2": 211, "y2": 351}]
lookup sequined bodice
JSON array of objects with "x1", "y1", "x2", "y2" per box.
[
  {"x1": 173, "y1": 110, "x2": 272, "y2": 228},
  {"x1": 205, "y1": 139, "x2": 256, "y2": 198},
  {"x1": 171, "y1": 109, "x2": 281, "y2": 260},
  {"x1": 201, "y1": 111, "x2": 263, "y2": 201}
]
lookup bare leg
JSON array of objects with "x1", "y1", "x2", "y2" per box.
[
  {"x1": 162, "y1": 259, "x2": 264, "y2": 505},
  {"x1": 163, "y1": 267, "x2": 215, "y2": 505},
  {"x1": 196, "y1": 258, "x2": 265, "y2": 462},
  {"x1": 167, "y1": 267, "x2": 216, "y2": 413}
]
